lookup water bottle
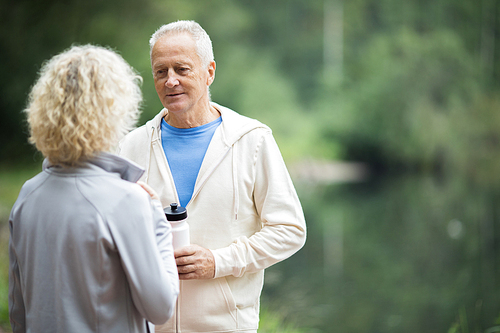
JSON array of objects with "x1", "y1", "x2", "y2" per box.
[{"x1": 164, "y1": 203, "x2": 190, "y2": 250}]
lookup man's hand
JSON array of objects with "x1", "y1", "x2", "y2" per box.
[{"x1": 175, "y1": 244, "x2": 215, "y2": 280}]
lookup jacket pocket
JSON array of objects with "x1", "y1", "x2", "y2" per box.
[{"x1": 179, "y1": 278, "x2": 237, "y2": 332}]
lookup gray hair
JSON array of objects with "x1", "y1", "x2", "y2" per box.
[{"x1": 149, "y1": 20, "x2": 214, "y2": 67}]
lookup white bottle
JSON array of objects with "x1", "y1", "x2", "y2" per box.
[{"x1": 164, "y1": 203, "x2": 190, "y2": 250}]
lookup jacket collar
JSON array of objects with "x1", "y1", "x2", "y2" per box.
[
  {"x1": 146, "y1": 102, "x2": 268, "y2": 146},
  {"x1": 143, "y1": 102, "x2": 269, "y2": 214},
  {"x1": 43, "y1": 152, "x2": 145, "y2": 182}
]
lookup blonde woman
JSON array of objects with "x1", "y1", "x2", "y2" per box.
[{"x1": 9, "y1": 45, "x2": 178, "y2": 333}]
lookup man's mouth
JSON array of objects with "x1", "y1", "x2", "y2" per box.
[{"x1": 167, "y1": 92, "x2": 183, "y2": 97}]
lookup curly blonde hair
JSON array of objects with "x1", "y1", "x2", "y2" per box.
[{"x1": 25, "y1": 45, "x2": 142, "y2": 167}]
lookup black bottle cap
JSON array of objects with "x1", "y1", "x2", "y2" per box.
[{"x1": 164, "y1": 203, "x2": 187, "y2": 221}]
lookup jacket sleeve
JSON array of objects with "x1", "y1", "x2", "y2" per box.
[
  {"x1": 212, "y1": 131, "x2": 307, "y2": 278},
  {"x1": 150, "y1": 199, "x2": 180, "y2": 321},
  {"x1": 109, "y1": 187, "x2": 179, "y2": 324},
  {"x1": 9, "y1": 219, "x2": 26, "y2": 333}
]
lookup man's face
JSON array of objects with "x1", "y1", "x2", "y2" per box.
[{"x1": 151, "y1": 32, "x2": 215, "y2": 115}]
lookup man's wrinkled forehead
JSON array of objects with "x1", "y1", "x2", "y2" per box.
[{"x1": 151, "y1": 32, "x2": 203, "y2": 66}]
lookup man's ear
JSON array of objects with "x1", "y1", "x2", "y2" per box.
[{"x1": 207, "y1": 61, "x2": 216, "y2": 86}]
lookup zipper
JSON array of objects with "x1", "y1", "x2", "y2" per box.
[
  {"x1": 176, "y1": 300, "x2": 179, "y2": 333},
  {"x1": 150, "y1": 134, "x2": 181, "y2": 206}
]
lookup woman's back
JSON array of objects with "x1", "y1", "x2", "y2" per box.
[{"x1": 9, "y1": 154, "x2": 177, "y2": 333}]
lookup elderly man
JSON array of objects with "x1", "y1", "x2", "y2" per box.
[{"x1": 118, "y1": 20, "x2": 306, "y2": 333}]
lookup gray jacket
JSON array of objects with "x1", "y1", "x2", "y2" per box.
[{"x1": 9, "y1": 153, "x2": 179, "y2": 333}]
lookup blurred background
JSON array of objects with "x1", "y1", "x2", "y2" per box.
[{"x1": 1, "y1": 0, "x2": 500, "y2": 332}]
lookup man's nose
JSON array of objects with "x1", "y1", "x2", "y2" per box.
[{"x1": 166, "y1": 72, "x2": 179, "y2": 88}]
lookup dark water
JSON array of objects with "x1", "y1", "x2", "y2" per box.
[{"x1": 262, "y1": 174, "x2": 500, "y2": 332}]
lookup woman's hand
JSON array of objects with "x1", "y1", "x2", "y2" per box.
[{"x1": 137, "y1": 181, "x2": 161, "y2": 202}]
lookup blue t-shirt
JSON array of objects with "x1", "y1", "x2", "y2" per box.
[{"x1": 161, "y1": 117, "x2": 222, "y2": 207}]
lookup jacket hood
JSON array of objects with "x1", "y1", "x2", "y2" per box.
[{"x1": 143, "y1": 102, "x2": 268, "y2": 147}]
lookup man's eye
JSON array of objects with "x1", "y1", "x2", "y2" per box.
[{"x1": 156, "y1": 70, "x2": 166, "y2": 77}]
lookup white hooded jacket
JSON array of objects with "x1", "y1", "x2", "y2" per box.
[{"x1": 118, "y1": 103, "x2": 306, "y2": 332}]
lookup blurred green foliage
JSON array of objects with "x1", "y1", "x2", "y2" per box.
[
  {"x1": 2, "y1": 1, "x2": 500, "y2": 330},
  {"x1": 2, "y1": 0, "x2": 499, "y2": 182},
  {"x1": 261, "y1": 173, "x2": 500, "y2": 332}
]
